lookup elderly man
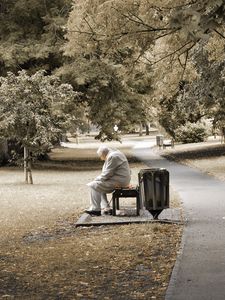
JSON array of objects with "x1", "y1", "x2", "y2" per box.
[{"x1": 86, "y1": 145, "x2": 131, "y2": 216}]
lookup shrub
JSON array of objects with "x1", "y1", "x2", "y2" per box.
[{"x1": 175, "y1": 122, "x2": 208, "y2": 144}]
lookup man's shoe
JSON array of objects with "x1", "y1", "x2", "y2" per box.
[
  {"x1": 102, "y1": 208, "x2": 113, "y2": 215},
  {"x1": 85, "y1": 210, "x2": 101, "y2": 216}
]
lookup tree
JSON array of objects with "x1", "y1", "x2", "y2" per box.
[
  {"x1": 0, "y1": 0, "x2": 72, "y2": 75},
  {"x1": 56, "y1": 57, "x2": 153, "y2": 140},
  {"x1": 65, "y1": 0, "x2": 225, "y2": 65},
  {"x1": 158, "y1": 82, "x2": 208, "y2": 138},
  {"x1": 0, "y1": 70, "x2": 80, "y2": 183},
  {"x1": 65, "y1": 0, "x2": 225, "y2": 136}
]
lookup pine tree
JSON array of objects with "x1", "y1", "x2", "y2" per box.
[{"x1": 0, "y1": 0, "x2": 72, "y2": 75}]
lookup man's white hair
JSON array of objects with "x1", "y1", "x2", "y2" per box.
[{"x1": 97, "y1": 145, "x2": 110, "y2": 157}]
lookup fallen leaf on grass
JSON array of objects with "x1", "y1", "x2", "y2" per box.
[{"x1": 79, "y1": 281, "x2": 89, "y2": 286}]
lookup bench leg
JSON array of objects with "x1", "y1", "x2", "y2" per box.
[
  {"x1": 112, "y1": 195, "x2": 117, "y2": 216},
  {"x1": 136, "y1": 195, "x2": 140, "y2": 216},
  {"x1": 116, "y1": 197, "x2": 119, "y2": 210},
  {"x1": 112, "y1": 191, "x2": 140, "y2": 216}
]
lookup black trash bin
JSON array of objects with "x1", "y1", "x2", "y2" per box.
[{"x1": 138, "y1": 168, "x2": 169, "y2": 219}]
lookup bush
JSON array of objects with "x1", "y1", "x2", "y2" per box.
[{"x1": 175, "y1": 122, "x2": 208, "y2": 144}]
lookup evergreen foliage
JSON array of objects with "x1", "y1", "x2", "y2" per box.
[{"x1": 0, "y1": 0, "x2": 71, "y2": 75}]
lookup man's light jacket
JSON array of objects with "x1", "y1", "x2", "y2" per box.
[{"x1": 88, "y1": 149, "x2": 131, "y2": 193}]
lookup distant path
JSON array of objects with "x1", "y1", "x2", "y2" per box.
[{"x1": 133, "y1": 143, "x2": 225, "y2": 300}]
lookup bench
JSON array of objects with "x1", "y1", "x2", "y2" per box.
[
  {"x1": 112, "y1": 187, "x2": 140, "y2": 216},
  {"x1": 163, "y1": 139, "x2": 174, "y2": 149}
]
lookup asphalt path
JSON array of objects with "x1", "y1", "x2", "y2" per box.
[{"x1": 133, "y1": 143, "x2": 225, "y2": 300}]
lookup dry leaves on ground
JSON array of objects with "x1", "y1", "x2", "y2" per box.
[
  {"x1": 0, "y1": 216, "x2": 182, "y2": 300},
  {"x1": 0, "y1": 161, "x2": 183, "y2": 300}
]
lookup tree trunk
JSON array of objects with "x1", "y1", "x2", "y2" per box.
[
  {"x1": 24, "y1": 147, "x2": 33, "y2": 184},
  {"x1": 0, "y1": 139, "x2": 8, "y2": 164},
  {"x1": 139, "y1": 122, "x2": 143, "y2": 136},
  {"x1": 76, "y1": 128, "x2": 79, "y2": 144},
  {"x1": 145, "y1": 124, "x2": 150, "y2": 136},
  {"x1": 27, "y1": 156, "x2": 33, "y2": 184},
  {"x1": 24, "y1": 146, "x2": 28, "y2": 183}
]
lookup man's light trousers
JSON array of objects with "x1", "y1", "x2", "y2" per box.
[{"x1": 89, "y1": 187, "x2": 110, "y2": 211}]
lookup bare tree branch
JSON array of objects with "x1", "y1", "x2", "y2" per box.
[
  {"x1": 178, "y1": 41, "x2": 197, "y2": 57},
  {"x1": 214, "y1": 29, "x2": 225, "y2": 39},
  {"x1": 68, "y1": 28, "x2": 106, "y2": 37},
  {"x1": 181, "y1": 50, "x2": 189, "y2": 80},
  {"x1": 153, "y1": 28, "x2": 181, "y2": 41},
  {"x1": 68, "y1": 25, "x2": 172, "y2": 40},
  {"x1": 150, "y1": 0, "x2": 198, "y2": 11},
  {"x1": 112, "y1": 6, "x2": 157, "y2": 31},
  {"x1": 111, "y1": 5, "x2": 173, "y2": 32},
  {"x1": 143, "y1": 41, "x2": 193, "y2": 66}
]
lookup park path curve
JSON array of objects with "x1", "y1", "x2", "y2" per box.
[{"x1": 133, "y1": 143, "x2": 225, "y2": 300}]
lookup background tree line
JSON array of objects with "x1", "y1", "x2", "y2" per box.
[{"x1": 66, "y1": 0, "x2": 225, "y2": 139}]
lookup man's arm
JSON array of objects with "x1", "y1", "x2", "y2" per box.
[{"x1": 96, "y1": 155, "x2": 121, "y2": 181}]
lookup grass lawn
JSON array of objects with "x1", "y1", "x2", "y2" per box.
[
  {"x1": 0, "y1": 144, "x2": 182, "y2": 299},
  {"x1": 2, "y1": 112, "x2": 224, "y2": 299}
]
